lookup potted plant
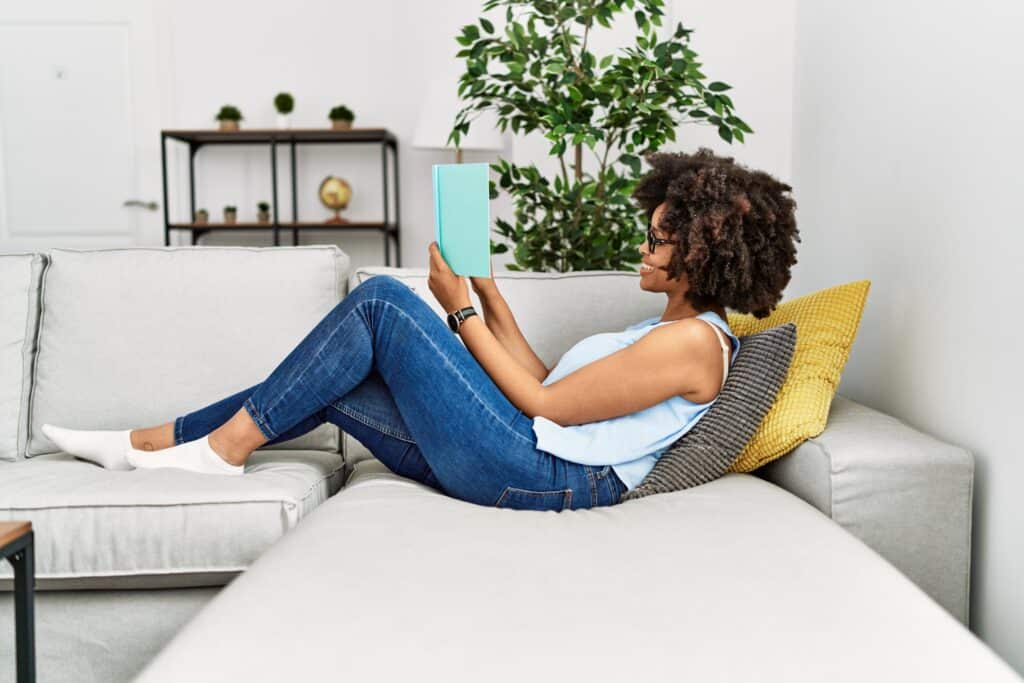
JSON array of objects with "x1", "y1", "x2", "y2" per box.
[
  {"x1": 274, "y1": 92, "x2": 294, "y2": 129},
  {"x1": 257, "y1": 201, "x2": 271, "y2": 224},
  {"x1": 194, "y1": 208, "x2": 209, "y2": 225},
  {"x1": 215, "y1": 105, "x2": 243, "y2": 132},
  {"x1": 223, "y1": 205, "x2": 237, "y2": 224},
  {"x1": 328, "y1": 105, "x2": 354, "y2": 130},
  {"x1": 450, "y1": 0, "x2": 752, "y2": 272}
]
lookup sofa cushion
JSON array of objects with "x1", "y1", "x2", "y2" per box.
[
  {"x1": 726, "y1": 279, "x2": 870, "y2": 472},
  {"x1": 0, "y1": 449, "x2": 344, "y2": 590},
  {"x1": 348, "y1": 266, "x2": 665, "y2": 369},
  {"x1": 623, "y1": 322, "x2": 797, "y2": 500},
  {"x1": 133, "y1": 462, "x2": 1020, "y2": 682},
  {"x1": 27, "y1": 246, "x2": 349, "y2": 457},
  {"x1": 0, "y1": 252, "x2": 46, "y2": 461}
]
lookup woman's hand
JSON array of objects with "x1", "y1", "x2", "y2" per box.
[
  {"x1": 428, "y1": 241, "x2": 471, "y2": 313},
  {"x1": 469, "y1": 255, "x2": 497, "y2": 297}
]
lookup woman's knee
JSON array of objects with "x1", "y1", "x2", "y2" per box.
[{"x1": 351, "y1": 274, "x2": 415, "y2": 301}]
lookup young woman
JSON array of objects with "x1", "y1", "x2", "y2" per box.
[{"x1": 42, "y1": 148, "x2": 799, "y2": 511}]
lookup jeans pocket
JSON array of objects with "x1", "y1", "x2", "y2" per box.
[{"x1": 494, "y1": 485, "x2": 574, "y2": 511}]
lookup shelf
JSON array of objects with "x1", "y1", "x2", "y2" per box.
[
  {"x1": 162, "y1": 128, "x2": 396, "y2": 145},
  {"x1": 169, "y1": 221, "x2": 396, "y2": 233}
]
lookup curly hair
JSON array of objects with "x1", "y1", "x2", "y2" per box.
[{"x1": 632, "y1": 148, "x2": 801, "y2": 319}]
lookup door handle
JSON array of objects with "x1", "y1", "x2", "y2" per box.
[{"x1": 123, "y1": 199, "x2": 159, "y2": 211}]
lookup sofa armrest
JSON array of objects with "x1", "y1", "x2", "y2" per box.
[{"x1": 754, "y1": 394, "x2": 973, "y2": 626}]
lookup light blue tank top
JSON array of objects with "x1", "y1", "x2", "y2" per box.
[{"x1": 531, "y1": 311, "x2": 741, "y2": 492}]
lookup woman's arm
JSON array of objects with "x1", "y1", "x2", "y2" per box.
[
  {"x1": 456, "y1": 314, "x2": 545, "y2": 417},
  {"x1": 473, "y1": 283, "x2": 550, "y2": 383}
]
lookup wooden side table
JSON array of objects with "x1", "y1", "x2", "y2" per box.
[{"x1": 1, "y1": 522, "x2": 34, "y2": 683}]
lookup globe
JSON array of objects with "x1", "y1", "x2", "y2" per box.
[{"x1": 318, "y1": 176, "x2": 352, "y2": 224}]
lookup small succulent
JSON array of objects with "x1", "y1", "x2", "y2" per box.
[
  {"x1": 258, "y1": 201, "x2": 270, "y2": 212},
  {"x1": 224, "y1": 205, "x2": 237, "y2": 212},
  {"x1": 215, "y1": 105, "x2": 243, "y2": 121},
  {"x1": 273, "y1": 93, "x2": 294, "y2": 115},
  {"x1": 328, "y1": 105, "x2": 354, "y2": 121}
]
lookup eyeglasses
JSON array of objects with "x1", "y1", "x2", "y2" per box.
[{"x1": 647, "y1": 225, "x2": 679, "y2": 254}]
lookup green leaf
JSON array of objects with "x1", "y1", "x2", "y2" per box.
[
  {"x1": 717, "y1": 125, "x2": 733, "y2": 143},
  {"x1": 480, "y1": 17, "x2": 494, "y2": 34},
  {"x1": 707, "y1": 81, "x2": 731, "y2": 92},
  {"x1": 464, "y1": 24, "x2": 480, "y2": 41},
  {"x1": 600, "y1": 54, "x2": 614, "y2": 69}
]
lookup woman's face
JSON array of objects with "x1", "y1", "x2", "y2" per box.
[{"x1": 638, "y1": 202, "x2": 684, "y2": 292}]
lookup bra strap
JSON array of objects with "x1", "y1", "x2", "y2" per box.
[{"x1": 697, "y1": 318, "x2": 731, "y2": 390}]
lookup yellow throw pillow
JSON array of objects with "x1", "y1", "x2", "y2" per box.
[{"x1": 725, "y1": 279, "x2": 871, "y2": 473}]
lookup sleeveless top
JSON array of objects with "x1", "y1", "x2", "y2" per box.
[{"x1": 531, "y1": 311, "x2": 741, "y2": 492}]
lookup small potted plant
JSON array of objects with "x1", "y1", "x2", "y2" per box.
[
  {"x1": 194, "y1": 208, "x2": 209, "y2": 225},
  {"x1": 215, "y1": 105, "x2": 243, "y2": 131},
  {"x1": 328, "y1": 105, "x2": 354, "y2": 130},
  {"x1": 257, "y1": 201, "x2": 271, "y2": 224},
  {"x1": 274, "y1": 92, "x2": 294, "y2": 129},
  {"x1": 223, "y1": 205, "x2": 237, "y2": 224}
]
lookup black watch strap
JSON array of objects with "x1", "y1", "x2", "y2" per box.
[{"x1": 449, "y1": 306, "x2": 478, "y2": 333}]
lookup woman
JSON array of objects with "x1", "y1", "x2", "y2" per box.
[{"x1": 42, "y1": 148, "x2": 799, "y2": 511}]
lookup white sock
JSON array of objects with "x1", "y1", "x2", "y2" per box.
[
  {"x1": 41, "y1": 423, "x2": 146, "y2": 471},
  {"x1": 125, "y1": 434, "x2": 244, "y2": 476}
]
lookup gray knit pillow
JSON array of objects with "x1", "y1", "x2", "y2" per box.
[{"x1": 621, "y1": 322, "x2": 797, "y2": 501}]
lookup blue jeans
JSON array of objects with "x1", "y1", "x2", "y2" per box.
[{"x1": 174, "y1": 275, "x2": 627, "y2": 511}]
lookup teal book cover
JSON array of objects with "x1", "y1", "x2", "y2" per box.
[{"x1": 432, "y1": 162, "x2": 491, "y2": 278}]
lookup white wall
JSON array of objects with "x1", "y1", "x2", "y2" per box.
[{"x1": 790, "y1": 0, "x2": 1024, "y2": 672}]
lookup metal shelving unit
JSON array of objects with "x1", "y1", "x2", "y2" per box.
[{"x1": 160, "y1": 127, "x2": 400, "y2": 266}]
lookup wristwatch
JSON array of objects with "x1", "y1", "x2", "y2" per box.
[{"x1": 446, "y1": 306, "x2": 478, "y2": 333}]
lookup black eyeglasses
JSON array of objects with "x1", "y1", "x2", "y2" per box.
[{"x1": 647, "y1": 225, "x2": 679, "y2": 254}]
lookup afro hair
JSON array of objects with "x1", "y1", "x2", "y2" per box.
[{"x1": 632, "y1": 148, "x2": 801, "y2": 319}]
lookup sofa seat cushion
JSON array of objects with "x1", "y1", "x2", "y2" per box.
[
  {"x1": 134, "y1": 463, "x2": 1019, "y2": 682},
  {"x1": 0, "y1": 449, "x2": 344, "y2": 590}
]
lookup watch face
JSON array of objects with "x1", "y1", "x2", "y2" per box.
[{"x1": 447, "y1": 313, "x2": 459, "y2": 332}]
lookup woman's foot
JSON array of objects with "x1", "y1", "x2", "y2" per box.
[
  {"x1": 125, "y1": 408, "x2": 266, "y2": 475},
  {"x1": 41, "y1": 424, "x2": 149, "y2": 471},
  {"x1": 126, "y1": 434, "x2": 244, "y2": 476}
]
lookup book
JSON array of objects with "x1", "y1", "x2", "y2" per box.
[{"x1": 432, "y1": 162, "x2": 491, "y2": 278}]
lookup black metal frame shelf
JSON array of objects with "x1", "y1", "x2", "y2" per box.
[{"x1": 160, "y1": 128, "x2": 401, "y2": 265}]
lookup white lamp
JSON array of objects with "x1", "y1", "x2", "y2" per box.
[{"x1": 413, "y1": 74, "x2": 505, "y2": 163}]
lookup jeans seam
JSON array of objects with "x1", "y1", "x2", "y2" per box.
[
  {"x1": 173, "y1": 416, "x2": 185, "y2": 446},
  {"x1": 259, "y1": 305, "x2": 367, "y2": 428},
  {"x1": 375, "y1": 297, "x2": 533, "y2": 446},
  {"x1": 588, "y1": 467, "x2": 598, "y2": 508},
  {"x1": 331, "y1": 401, "x2": 416, "y2": 444},
  {"x1": 244, "y1": 396, "x2": 279, "y2": 441}
]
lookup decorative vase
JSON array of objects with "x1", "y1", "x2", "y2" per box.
[
  {"x1": 331, "y1": 119, "x2": 352, "y2": 131},
  {"x1": 275, "y1": 114, "x2": 290, "y2": 130},
  {"x1": 194, "y1": 210, "x2": 209, "y2": 225},
  {"x1": 224, "y1": 209, "x2": 237, "y2": 224},
  {"x1": 218, "y1": 120, "x2": 240, "y2": 132},
  {"x1": 257, "y1": 210, "x2": 271, "y2": 224}
]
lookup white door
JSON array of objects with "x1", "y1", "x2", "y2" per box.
[{"x1": 0, "y1": 0, "x2": 162, "y2": 252}]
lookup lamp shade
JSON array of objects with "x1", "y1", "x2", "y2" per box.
[{"x1": 413, "y1": 74, "x2": 505, "y2": 151}]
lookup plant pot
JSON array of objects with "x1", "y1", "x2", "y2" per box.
[
  {"x1": 257, "y1": 210, "x2": 271, "y2": 224},
  {"x1": 224, "y1": 210, "x2": 237, "y2": 225},
  {"x1": 218, "y1": 120, "x2": 240, "y2": 132},
  {"x1": 331, "y1": 119, "x2": 352, "y2": 131},
  {"x1": 194, "y1": 211, "x2": 209, "y2": 225},
  {"x1": 275, "y1": 114, "x2": 290, "y2": 130}
]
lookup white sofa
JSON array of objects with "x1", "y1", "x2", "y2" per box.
[{"x1": 0, "y1": 248, "x2": 1019, "y2": 682}]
